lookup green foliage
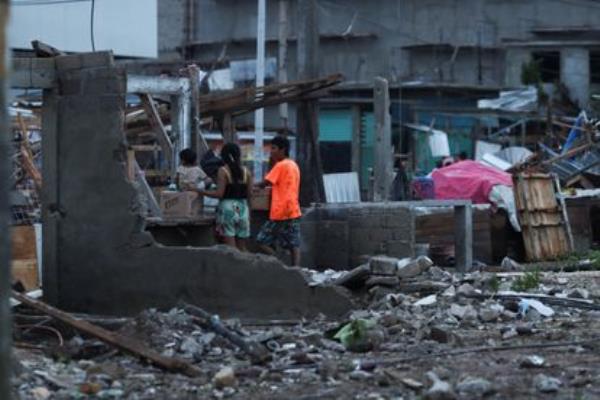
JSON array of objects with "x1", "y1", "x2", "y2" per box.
[
  {"x1": 511, "y1": 268, "x2": 541, "y2": 292},
  {"x1": 333, "y1": 319, "x2": 375, "y2": 349},
  {"x1": 488, "y1": 274, "x2": 500, "y2": 293}
]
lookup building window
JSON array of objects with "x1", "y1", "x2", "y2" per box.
[
  {"x1": 532, "y1": 51, "x2": 560, "y2": 83},
  {"x1": 590, "y1": 52, "x2": 600, "y2": 84}
]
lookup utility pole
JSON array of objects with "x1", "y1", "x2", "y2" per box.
[
  {"x1": 296, "y1": 0, "x2": 325, "y2": 206},
  {"x1": 0, "y1": 1, "x2": 12, "y2": 398},
  {"x1": 254, "y1": 0, "x2": 266, "y2": 180},
  {"x1": 278, "y1": 0, "x2": 289, "y2": 129}
]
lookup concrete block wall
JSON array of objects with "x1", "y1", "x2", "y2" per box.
[
  {"x1": 302, "y1": 203, "x2": 415, "y2": 269},
  {"x1": 41, "y1": 52, "x2": 353, "y2": 320}
]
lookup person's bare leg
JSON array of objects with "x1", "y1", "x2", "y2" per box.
[
  {"x1": 291, "y1": 247, "x2": 300, "y2": 267},
  {"x1": 258, "y1": 244, "x2": 276, "y2": 255},
  {"x1": 223, "y1": 236, "x2": 237, "y2": 249},
  {"x1": 236, "y1": 238, "x2": 249, "y2": 252}
]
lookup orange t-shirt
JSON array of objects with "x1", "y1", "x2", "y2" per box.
[{"x1": 265, "y1": 158, "x2": 302, "y2": 221}]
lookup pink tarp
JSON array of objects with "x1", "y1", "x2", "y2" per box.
[{"x1": 431, "y1": 160, "x2": 513, "y2": 204}]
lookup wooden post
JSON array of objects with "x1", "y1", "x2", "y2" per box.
[
  {"x1": 222, "y1": 113, "x2": 237, "y2": 143},
  {"x1": 0, "y1": 2, "x2": 12, "y2": 396},
  {"x1": 278, "y1": 0, "x2": 289, "y2": 129},
  {"x1": 373, "y1": 77, "x2": 393, "y2": 202},
  {"x1": 296, "y1": 0, "x2": 325, "y2": 206}
]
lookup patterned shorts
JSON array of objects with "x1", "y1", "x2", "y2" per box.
[
  {"x1": 216, "y1": 199, "x2": 250, "y2": 238},
  {"x1": 256, "y1": 218, "x2": 301, "y2": 250}
]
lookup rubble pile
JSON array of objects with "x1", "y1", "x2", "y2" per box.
[{"x1": 11, "y1": 258, "x2": 600, "y2": 399}]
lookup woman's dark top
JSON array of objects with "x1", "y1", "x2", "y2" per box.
[{"x1": 222, "y1": 167, "x2": 249, "y2": 199}]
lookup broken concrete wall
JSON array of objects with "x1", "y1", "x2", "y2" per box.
[
  {"x1": 302, "y1": 203, "x2": 415, "y2": 269},
  {"x1": 42, "y1": 52, "x2": 352, "y2": 319}
]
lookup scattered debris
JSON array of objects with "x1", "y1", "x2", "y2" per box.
[{"x1": 534, "y1": 374, "x2": 562, "y2": 393}]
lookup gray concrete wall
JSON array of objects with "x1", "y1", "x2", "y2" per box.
[
  {"x1": 158, "y1": 0, "x2": 600, "y2": 87},
  {"x1": 562, "y1": 47, "x2": 590, "y2": 108},
  {"x1": 301, "y1": 202, "x2": 415, "y2": 269},
  {"x1": 42, "y1": 52, "x2": 353, "y2": 319}
]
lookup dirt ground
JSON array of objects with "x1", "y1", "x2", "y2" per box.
[{"x1": 10, "y1": 265, "x2": 600, "y2": 400}]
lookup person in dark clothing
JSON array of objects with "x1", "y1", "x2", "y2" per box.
[
  {"x1": 199, "y1": 143, "x2": 252, "y2": 251},
  {"x1": 390, "y1": 158, "x2": 409, "y2": 201}
]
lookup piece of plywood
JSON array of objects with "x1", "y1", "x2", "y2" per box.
[
  {"x1": 10, "y1": 225, "x2": 37, "y2": 260},
  {"x1": 11, "y1": 259, "x2": 39, "y2": 291},
  {"x1": 514, "y1": 173, "x2": 571, "y2": 261}
]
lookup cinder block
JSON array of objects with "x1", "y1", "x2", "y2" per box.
[
  {"x1": 386, "y1": 240, "x2": 414, "y2": 258},
  {"x1": 368, "y1": 229, "x2": 394, "y2": 244},
  {"x1": 369, "y1": 255, "x2": 398, "y2": 275}
]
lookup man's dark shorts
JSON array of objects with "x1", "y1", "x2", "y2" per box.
[{"x1": 257, "y1": 218, "x2": 300, "y2": 250}]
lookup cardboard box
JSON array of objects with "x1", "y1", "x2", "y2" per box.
[
  {"x1": 160, "y1": 191, "x2": 203, "y2": 218},
  {"x1": 10, "y1": 226, "x2": 40, "y2": 291},
  {"x1": 251, "y1": 187, "x2": 271, "y2": 211}
]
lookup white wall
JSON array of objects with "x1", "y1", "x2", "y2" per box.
[{"x1": 9, "y1": 0, "x2": 157, "y2": 58}]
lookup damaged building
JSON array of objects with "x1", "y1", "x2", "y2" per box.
[{"x1": 2, "y1": 1, "x2": 600, "y2": 399}]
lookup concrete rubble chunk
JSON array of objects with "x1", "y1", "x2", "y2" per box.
[
  {"x1": 534, "y1": 374, "x2": 561, "y2": 393},
  {"x1": 449, "y1": 304, "x2": 477, "y2": 320},
  {"x1": 30, "y1": 387, "x2": 51, "y2": 400},
  {"x1": 479, "y1": 303, "x2": 504, "y2": 322},
  {"x1": 369, "y1": 255, "x2": 399, "y2": 276},
  {"x1": 567, "y1": 288, "x2": 590, "y2": 299},
  {"x1": 214, "y1": 367, "x2": 237, "y2": 389},
  {"x1": 424, "y1": 371, "x2": 456, "y2": 400},
  {"x1": 401, "y1": 377, "x2": 425, "y2": 390},
  {"x1": 456, "y1": 283, "x2": 477, "y2": 296},
  {"x1": 366, "y1": 276, "x2": 400, "y2": 288},
  {"x1": 414, "y1": 294, "x2": 437, "y2": 307},
  {"x1": 442, "y1": 286, "x2": 456, "y2": 297},
  {"x1": 520, "y1": 355, "x2": 545, "y2": 368},
  {"x1": 179, "y1": 337, "x2": 202, "y2": 356},
  {"x1": 456, "y1": 376, "x2": 495, "y2": 397},
  {"x1": 397, "y1": 256, "x2": 434, "y2": 279},
  {"x1": 334, "y1": 264, "x2": 371, "y2": 290}
]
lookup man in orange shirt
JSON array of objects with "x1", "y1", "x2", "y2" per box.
[{"x1": 256, "y1": 135, "x2": 302, "y2": 266}]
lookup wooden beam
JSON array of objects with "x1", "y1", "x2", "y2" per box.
[
  {"x1": 11, "y1": 291, "x2": 201, "y2": 377},
  {"x1": 221, "y1": 113, "x2": 237, "y2": 143}
]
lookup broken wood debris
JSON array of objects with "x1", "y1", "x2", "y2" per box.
[
  {"x1": 180, "y1": 302, "x2": 272, "y2": 365},
  {"x1": 11, "y1": 291, "x2": 201, "y2": 377}
]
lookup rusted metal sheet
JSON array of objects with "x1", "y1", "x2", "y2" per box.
[{"x1": 514, "y1": 173, "x2": 573, "y2": 261}]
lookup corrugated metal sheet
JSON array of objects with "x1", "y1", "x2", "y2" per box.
[
  {"x1": 513, "y1": 173, "x2": 572, "y2": 261},
  {"x1": 323, "y1": 172, "x2": 361, "y2": 203}
]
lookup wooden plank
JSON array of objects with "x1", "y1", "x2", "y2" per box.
[
  {"x1": 11, "y1": 291, "x2": 201, "y2": 377},
  {"x1": 515, "y1": 172, "x2": 572, "y2": 261}
]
